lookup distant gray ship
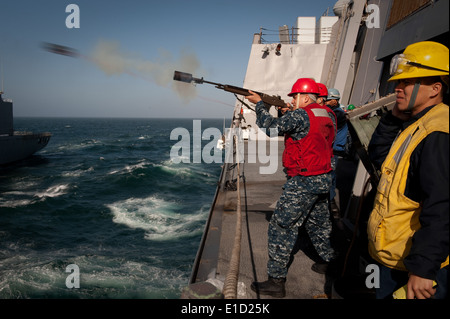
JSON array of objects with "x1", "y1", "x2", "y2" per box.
[{"x1": 0, "y1": 92, "x2": 51, "y2": 165}]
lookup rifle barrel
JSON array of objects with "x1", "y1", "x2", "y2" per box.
[
  {"x1": 173, "y1": 71, "x2": 195, "y2": 83},
  {"x1": 173, "y1": 70, "x2": 287, "y2": 107}
]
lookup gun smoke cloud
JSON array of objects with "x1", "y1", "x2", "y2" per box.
[
  {"x1": 90, "y1": 40, "x2": 201, "y2": 103},
  {"x1": 42, "y1": 40, "x2": 201, "y2": 103}
]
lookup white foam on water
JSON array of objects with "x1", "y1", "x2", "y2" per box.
[
  {"x1": 0, "y1": 183, "x2": 70, "y2": 208},
  {"x1": 61, "y1": 167, "x2": 94, "y2": 177},
  {"x1": 107, "y1": 160, "x2": 148, "y2": 176},
  {"x1": 55, "y1": 139, "x2": 101, "y2": 153},
  {"x1": 0, "y1": 253, "x2": 186, "y2": 298},
  {"x1": 107, "y1": 196, "x2": 207, "y2": 241},
  {"x1": 35, "y1": 184, "x2": 70, "y2": 199},
  {"x1": 159, "y1": 165, "x2": 193, "y2": 178},
  {"x1": 0, "y1": 198, "x2": 35, "y2": 208},
  {"x1": 157, "y1": 160, "x2": 194, "y2": 178},
  {"x1": 74, "y1": 256, "x2": 187, "y2": 297}
]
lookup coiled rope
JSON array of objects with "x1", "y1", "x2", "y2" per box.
[{"x1": 222, "y1": 135, "x2": 242, "y2": 299}]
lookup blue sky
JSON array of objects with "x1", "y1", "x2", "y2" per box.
[{"x1": 1, "y1": 0, "x2": 338, "y2": 118}]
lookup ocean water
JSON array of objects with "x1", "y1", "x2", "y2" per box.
[{"x1": 0, "y1": 117, "x2": 227, "y2": 298}]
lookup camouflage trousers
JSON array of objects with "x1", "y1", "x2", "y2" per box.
[{"x1": 267, "y1": 173, "x2": 335, "y2": 279}]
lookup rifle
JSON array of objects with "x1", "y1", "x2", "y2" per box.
[{"x1": 173, "y1": 71, "x2": 288, "y2": 108}]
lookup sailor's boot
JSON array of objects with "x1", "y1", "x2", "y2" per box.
[
  {"x1": 311, "y1": 261, "x2": 329, "y2": 274},
  {"x1": 251, "y1": 277, "x2": 286, "y2": 298}
]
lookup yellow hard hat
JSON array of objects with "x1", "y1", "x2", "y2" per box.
[{"x1": 389, "y1": 41, "x2": 449, "y2": 82}]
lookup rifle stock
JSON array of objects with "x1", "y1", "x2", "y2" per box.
[{"x1": 174, "y1": 71, "x2": 287, "y2": 108}]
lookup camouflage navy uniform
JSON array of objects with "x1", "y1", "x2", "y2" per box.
[{"x1": 255, "y1": 101, "x2": 336, "y2": 279}]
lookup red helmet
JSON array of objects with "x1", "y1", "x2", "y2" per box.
[
  {"x1": 288, "y1": 78, "x2": 319, "y2": 96},
  {"x1": 317, "y1": 83, "x2": 328, "y2": 97}
]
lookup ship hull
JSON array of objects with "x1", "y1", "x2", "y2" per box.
[{"x1": 0, "y1": 132, "x2": 51, "y2": 165}]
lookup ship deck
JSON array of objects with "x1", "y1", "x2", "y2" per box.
[{"x1": 189, "y1": 137, "x2": 356, "y2": 299}]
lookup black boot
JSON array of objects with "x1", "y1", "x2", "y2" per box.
[
  {"x1": 311, "y1": 261, "x2": 329, "y2": 274},
  {"x1": 251, "y1": 277, "x2": 286, "y2": 298}
]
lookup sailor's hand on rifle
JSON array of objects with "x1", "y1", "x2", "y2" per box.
[
  {"x1": 245, "y1": 90, "x2": 262, "y2": 104},
  {"x1": 278, "y1": 104, "x2": 292, "y2": 114}
]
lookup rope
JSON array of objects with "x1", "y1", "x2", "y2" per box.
[{"x1": 222, "y1": 134, "x2": 242, "y2": 299}]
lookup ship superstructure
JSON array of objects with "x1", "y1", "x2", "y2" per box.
[{"x1": 0, "y1": 93, "x2": 51, "y2": 165}]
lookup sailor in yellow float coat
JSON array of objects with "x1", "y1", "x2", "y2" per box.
[{"x1": 368, "y1": 41, "x2": 449, "y2": 299}]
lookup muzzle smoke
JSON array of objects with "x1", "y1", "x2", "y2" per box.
[{"x1": 90, "y1": 40, "x2": 201, "y2": 103}]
